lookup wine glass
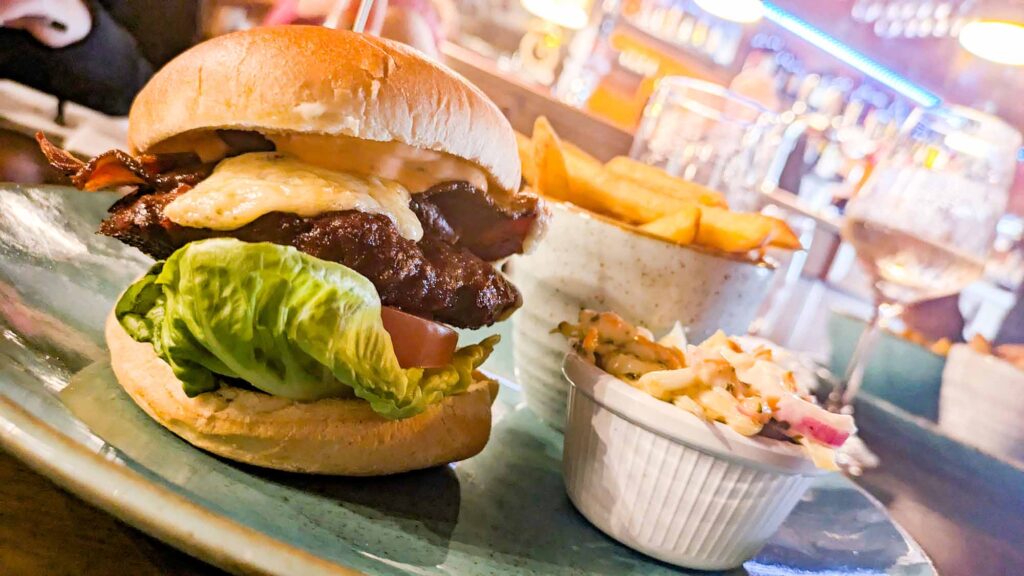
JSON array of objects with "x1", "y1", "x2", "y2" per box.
[{"x1": 831, "y1": 106, "x2": 1021, "y2": 433}]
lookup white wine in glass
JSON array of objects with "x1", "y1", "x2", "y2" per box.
[
  {"x1": 830, "y1": 106, "x2": 1020, "y2": 472},
  {"x1": 843, "y1": 218, "x2": 988, "y2": 304}
]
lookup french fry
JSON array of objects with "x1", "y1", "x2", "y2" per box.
[
  {"x1": 562, "y1": 140, "x2": 603, "y2": 173},
  {"x1": 532, "y1": 116, "x2": 603, "y2": 170},
  {"x1": 515, "y1": 131, "x2": 536, "y2": 186},
  {"x1": 562, "y1": 161, "x2": 700, "y2": 224},
  {"x1": 930, "y1": 338, "x2": 953, "y2": 357},
  {"x1": 531, "y1": 117, "x2": 571, "y2": 200},
  {"x1": 604, "y1": 156, "x2": 728, "y2": 208},
  {"x1": 694, "y1": 207, "x2": 774, "y2": 253},
  {"x1": 529, "y1": 119, "x2": 702, "y2": 223},
  {"x1": 518, "y1": 119, "x2": 802, "y2": 254},
  {"x1": 765, "y1": 216, "x2": 802, "y2": 250},
  {"x1": 995, "y1": 344, "x2": 1024, "y2": 368},
  {"x1": 969, "y1": 334, "x2": 993, "y2": 355},
  {"x1": 639, "y1": 205, "x2": 700, "y2": 244}
]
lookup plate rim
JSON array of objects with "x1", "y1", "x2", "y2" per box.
[{"x1": 0, "y1": 393, "x2": 361, "y2": 576}]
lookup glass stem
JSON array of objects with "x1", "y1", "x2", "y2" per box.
[{"x1": 828, "y1": 300, "x2": 905, "y2": 413}]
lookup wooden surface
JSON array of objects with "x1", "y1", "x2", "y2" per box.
[
  {"x1": 3, "y1": 434, "x2": 1023, "y2": 576},
  {"x1": 0, "y1": 449, "x2": 224, "y2": 576},
  {"x1": 858, "y1": 430, "x2": 1024, "y2": 576}
]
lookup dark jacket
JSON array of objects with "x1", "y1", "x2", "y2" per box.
[{"x1": 0, "y1": 0, "x2": 198, "y2": 116}]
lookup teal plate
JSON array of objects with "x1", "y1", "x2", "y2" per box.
[{"x1": 0, "y1": 185, "x2": 935, "y2": 575}]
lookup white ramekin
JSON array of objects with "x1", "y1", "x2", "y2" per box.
[
  {"x1": 562, "y1": 355, "x2": 826, "y2": 570},
  {"x1": 508, "y1": 201, "x2": 774, "y2": 430}
]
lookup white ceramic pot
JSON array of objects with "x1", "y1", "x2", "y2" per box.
[
  {"x1": 507, "y1": 201, "x2": 774, "y2": 429},
  {"x1": 940, "y1": 344, "x2": 1024, "y2": 462},
  {"x1": 562, "y1": 356, "x2": 825, "y2": 570}
]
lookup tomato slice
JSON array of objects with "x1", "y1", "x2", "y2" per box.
[{"x1": 381, "y1": 307, "x2": 458, "y2": 368}]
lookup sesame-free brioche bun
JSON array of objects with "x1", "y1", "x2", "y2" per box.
[
  {"x1": 106, "y1": 313, "x2": 496, "y2": 475},
  {"x1": 127, "y1": 25, "x2": 521, "y2": 198}
]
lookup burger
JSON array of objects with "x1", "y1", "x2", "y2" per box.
[{"x1": 36, "y1": 26, "x2": 544, "y2": 475}]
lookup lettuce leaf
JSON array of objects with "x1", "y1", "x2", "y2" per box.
[{"x1": 115, "y1": 238, "x2": 496, "y2": 419}]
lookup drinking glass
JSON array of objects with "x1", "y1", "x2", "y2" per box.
[
  {"x1": 833, "y1": 106, "x2": 1021, "y2": 414},
  {"x1": 630, "y1": 77, "x2": 785, "y2": 211},
  {"x1": 631, "y1": 77, "x2": 811, "y2": 343}
]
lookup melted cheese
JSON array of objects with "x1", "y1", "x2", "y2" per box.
[
  {"x1": 268, "y1": 133, "x2": 490, "y2": 194},
  {"x1": 163, "y1": 152, "x2": 423, "y2": 241}
]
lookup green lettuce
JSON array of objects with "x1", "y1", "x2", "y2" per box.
[{"x1": 115, "y1": 238, "x2": 496, "y2": 419}]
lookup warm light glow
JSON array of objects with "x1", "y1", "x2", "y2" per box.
[
  {"x1": 520, "y1": 0, "x2": 591, "y2": 30},
  {"x1": 959, "y1": 20, "x2": 1024, "y2": 66},
  {"x1": 694, "y1": 0, "x2": 765, "y2": 24}
]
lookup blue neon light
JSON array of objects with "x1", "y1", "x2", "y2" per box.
[{"x1": 762, "y1": 3, "x2": 942, "y2": 108}]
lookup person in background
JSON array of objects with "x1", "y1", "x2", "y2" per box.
[
  {"x1": 995, "y1": 273, "x2": 1024, "y2": 345},
  {"x1": 0, "y1": 0, "x2": 92, "y2": 48},
  {"x1": 997, "y1": 173, "x2": 1024, "y2": 344},
  {"x1": 997, "y1": 296, "x2": 1024, "y2": 344},
  {"x1": 264, "y1": 0, "x2": 455, "y2": 58},
  {"x1": 729, "y1": 50, "x2": 780, "y2": 112},
  {"x1": 901, "y1": 276, "x2": 1022, "y2": 348},
  {"x1": 730, "y1": 50, "x2": 810, "y2": 196},
  {"x1": 901, "y1": 294, "x2": 966, "y2": 345},
  {"x1": 0, "y1": 0, "x2": 199, "y2": 116},
  {"x1": 264, "y1": 0, "x2": 388, "y2": 30},
  {"x1": 381, "y1": 0, "x2": 447, "y2": 58}
]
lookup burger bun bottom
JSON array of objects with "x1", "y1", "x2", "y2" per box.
[{"x1": 106, "y1": 313, "x2": 495, "y2": 476}]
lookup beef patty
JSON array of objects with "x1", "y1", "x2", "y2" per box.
[
  {"x1": 38, "y1": 132, "x2": 538, "y2": 328},
  {"x1": 100, "y1": 186, "x2": 523, "y2": 328}
]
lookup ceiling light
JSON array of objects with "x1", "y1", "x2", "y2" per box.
[
  {"x1": 520, "y1": 0, "x2": 591, "y2": 30},
  {"x1": 959, "y1": 20, "x2": 1024, "y2": 66}
]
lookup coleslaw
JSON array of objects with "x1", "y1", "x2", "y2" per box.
[{"x1": 556, "y1": 310, "x2": 856, "y2": 469}]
